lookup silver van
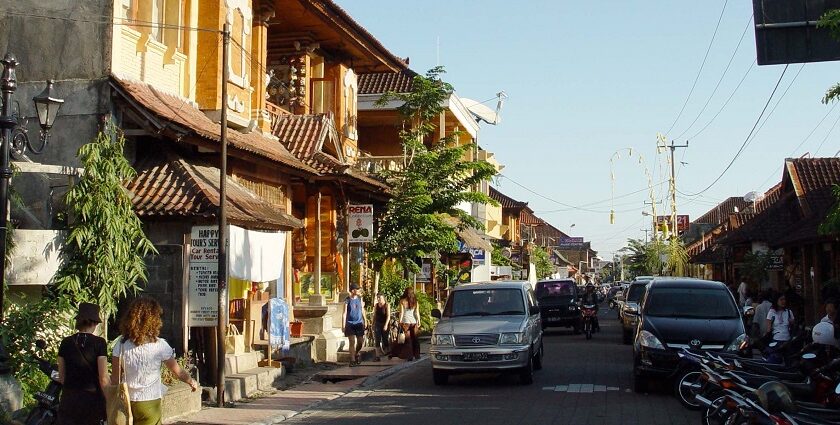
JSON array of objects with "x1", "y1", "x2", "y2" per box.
[{"x1": 430, "y1": 281, "x2": 544, "y2": 385}]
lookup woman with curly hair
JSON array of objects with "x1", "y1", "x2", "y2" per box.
[{"x1": 111, "y1": 297, "x2": 197, "y2": 425}]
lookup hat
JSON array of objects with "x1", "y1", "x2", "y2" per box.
[
  {"x1": 75, "y1": 302, "x2": 102, "y2": 323},
  {"x1": 349, "y1": 283, "x2": 360, "y2": 291}
]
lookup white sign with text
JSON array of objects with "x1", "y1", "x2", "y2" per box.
[
  {"x1": 188, "y1": 226, "x2": 220, "y2": 327},
  {"x1": 348, "y1": 204, "x2": 374, "y2": 243}
]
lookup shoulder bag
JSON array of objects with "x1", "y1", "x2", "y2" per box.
[{"x1": 104, "y1": 337, "x2": 133, "y2": 425}]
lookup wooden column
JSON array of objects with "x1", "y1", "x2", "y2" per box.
[
  {"x1": 251, "y1": 1, "x2": 275, "y2": 132},
  {"x1": 310, "y1": 190, "x2": 325, "y2": 306}
]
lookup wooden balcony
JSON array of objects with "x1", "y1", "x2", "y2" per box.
[
  {"x1": 265, "y1": 101, "x2": 290, "y2": 133},
  {"x1": 353, "y1": 155, "x2": 406, "y2": 174}
]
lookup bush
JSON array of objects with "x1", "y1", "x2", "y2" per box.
[
  {"x1": 160, "y1": 352, "x2": 194, "y2": 386},
  {"x1": 0, "y1": 293, "x2": 73, "y2": 407}
]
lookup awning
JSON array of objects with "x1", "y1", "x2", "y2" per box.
[
  {"x1": 127, "y1": 151, "x2": 303, "y2": 231},
  {"x1": 553, "y1": 250, "x2": 572, "y2": 266},
  {"x1": 441, "y1": 215, "x2": 493, "y2": 251}
]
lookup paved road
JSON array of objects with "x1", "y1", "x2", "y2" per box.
[{"x1": 283, "y1": 305, "x2": 697, "y2": 425}]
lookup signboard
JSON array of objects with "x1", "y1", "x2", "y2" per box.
[
  {"x1": 348, "y1": 204, "x2": 374, "y2": 243},
  {"x1": 188, "y1": 226, "x2": 219, "y2": 327},
  {"x1": 417, "y1": 259, "x2": 432, "y2": 283},
  {"x1": 655, "y1": 215, "x2": 690, "y2": 232},
  {"x1": 558, "y1": 237, "x2": 584, "y2": 247},
  {"x1": 470, "y1": 249, "x2": 486, "y2": 266},
  {"x1": 752, "y1": 0, "x2": 840, "y2": 65},
  {"x1": 766, "y1": 254, "x2": 784, "y2": 271}
]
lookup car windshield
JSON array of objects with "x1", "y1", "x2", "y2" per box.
[
  {"x1": 443, "y1": 288, "x2": 526, "y2": 317},
  {"x1": 626, "y1": 284, "x2": 647, "y2": 302},
  {"x1": 536, "y1": 281, "x2": 575, "y2": 298},
  {"x1": 644, "y1": 287, "x2": 739, "y2": 319}
]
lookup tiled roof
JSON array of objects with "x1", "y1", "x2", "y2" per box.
[
  {"x1": 110, "y1": 76, "x2": 316, "y2": 175},
  {"x1": 358, "y1": 70, "x2": 417, "y2": 94},
  {"x1": 787, "y1": 157, "x2": 840, "y2": 215},
  {"x1": 693, "y1": 197, "x2": 749, "y2": 225},
  {"x1": 489, "y1": 186, "x2": 528, "y2": 210},
  {"x1": 127, "y1": 151, "x2": 303, "y2": 230},
  {"x1": 317, "y1": 0, "x2": 408, "y2": 71}
]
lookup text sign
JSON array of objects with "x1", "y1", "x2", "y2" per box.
[
  {"x1": 471, "y1": 249, "x2": 486, "y2": 266},
  {"x1": 753, "y1": 0, "x2": 840, "y2": 65},
  {"x1": 188, "y1": 226, "x2": 219, "y2": 327},
  {"x1": 655, "y1": 215, "x2": 690, "y2": 232},
  {"x1": 558, "y1": 237, "x2": 584, "y2": 247},
  {"x1": 766, "y1": 255, "x2": 784, "y2": 271},
  {"x1": 348, "y1": 204, "x2": 373, "y2": 243}
]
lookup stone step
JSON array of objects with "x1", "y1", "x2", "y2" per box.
[
  {"x1": 224, "y1": 365, "x2": 284, "y2": 402},
  {"x1": 224, "y1": 351, "x2": 265, "y2": 375},
  {"x1": 335, "y1": 347, "x2": 377, "y2": 363}
]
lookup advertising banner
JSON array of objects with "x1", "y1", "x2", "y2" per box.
[
  {"x1": 558, "y1": 237, "x2": 584, "y2": 247},
  {"x1": 348, "y1": 204, "x2": 374, "y2": 243},
  {"x1": 188, "y1": 226, "x2": 219, "y2": 327},
  {"x1": 655, "y1": 215, "x2": 690, "y2": 232}
]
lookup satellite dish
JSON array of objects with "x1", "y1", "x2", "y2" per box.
[
  {"x1": 743, "y1": 191, "x2": 763, "y2": 203},
  {"x1": 461, "y1": 98, "x2": 500, "y2": 124}
]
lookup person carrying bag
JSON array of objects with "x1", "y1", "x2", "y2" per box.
[
  {"x1": 57, "y1": 303, "x2": 109, "y2": 425},
  {"x1": 105, "y1": 337, "x2": 132, "y2": 425}
]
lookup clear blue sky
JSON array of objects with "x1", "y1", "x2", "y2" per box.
[{"x1": 342, "y1": 0, "x2": 840, "y2": 258}]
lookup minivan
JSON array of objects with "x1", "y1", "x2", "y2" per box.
[{"x1": 535, "y1": 279, "x2": 580, "y2": 332}]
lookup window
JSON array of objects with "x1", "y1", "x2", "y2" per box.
[
  {"x1": 344, "y1": 69, "x2": 358, "y2": 139},
  {"x1": 225, "y1": 0, "x2": 252, "y2": 88},
  {"x1": 442, "y1": 289, "x2": 526, "y2": 317},
  {"x1": 536, "y1": 280, "x2": 575, "y2": 299},
  {"x1": 309, "y1": 56, "x2": 335, "y2": 114},
  {"x1": 644, "y1": 288, "x2": 739, "y2": 319}
]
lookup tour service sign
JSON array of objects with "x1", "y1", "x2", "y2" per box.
[
  {"x1": 348, "y1": 204, "x2": 374, "y2": 243},
  {"x1": 188, "y1": 225, "x2": 220, "y2": 327}
]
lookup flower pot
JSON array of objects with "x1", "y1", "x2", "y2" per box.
[{"x1": 290, "y1": 321, "x2": 303, "y2": 337}]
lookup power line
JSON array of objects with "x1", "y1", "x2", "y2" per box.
[
  {"x1": 688, "y1": 59, "x2": 755, "y2": 141},
  {"x1": 665, "y1": 0, "x2": 729, "y2": 137},
  {"x1": 534, "y1": 180, "x2": 669, "y2": 213},
  {"x1": 680, "y1": 64, "x2": 789, "y2": 197},
  {"x1": 813, "y1": 108, "x2": 840, "y2": 156}
]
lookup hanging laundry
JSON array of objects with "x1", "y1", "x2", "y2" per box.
[{"x1": 261, "y1": 298, "x2": 290, "y2": 352}]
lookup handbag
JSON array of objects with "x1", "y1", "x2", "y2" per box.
[
  {"x1": 397, "y1": 325, "x2": 406, "y2": 345},
  {"x1": 225, "y1": 324, "x2": 246, "y2": 355},
  {"x1": 104, "y1": 337, "x2": 133, "y2": 425}
]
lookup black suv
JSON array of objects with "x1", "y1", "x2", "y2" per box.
[
  {"x1": 632, "y1": 278, "x2": 748, "y2": 392},
  {"x1": 536, "y1": 279, "x2": 580, "y2": 332}
]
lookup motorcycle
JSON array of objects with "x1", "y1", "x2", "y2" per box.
[
  {"x1": 581, "y1": 304, "x2": 597, "y2": 340},
  {"x1": 24, "y1": 340, "x2": 61, "y2": 425}
]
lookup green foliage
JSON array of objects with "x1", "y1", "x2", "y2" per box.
[
  {"x1": 53, "y1": 124, "x2": 157, "y2": 320},
  {"x1": 377, "y1": 262, "x2": 410, "y2": 307},
  {"x1": 622, "y1": 236, "x2": 688, "y2": 277},
  {"x1": 819, "y1": 185, "x2": 840, "y2": 236},
  {"x1": 742, "y1": 251, "x2": 773, "y2": 286},
  {"x1": 621, "y1": 238, "x2": 650, "y2": 277},
  {"x1": 160, "y1": 351, "x2": 194, "y2": 386},
  {"x1": 371, "y1": 67, "x2": 499, "y2": 272},
  {"x1": 416, "y1": 291, "x2": 435, "y2": 331},
  {"x1": 0, "y1": 293, "x2": 73, "y2": 407},
  {"x1": 491, "y1": 243, "x2": 512, "y2": 267},
  {"x1": 819, "y1": 11, "x2": 840, "y2": 104},
  {"x1": 530, "y1": 245, "x2": 553, "y2": 280}
]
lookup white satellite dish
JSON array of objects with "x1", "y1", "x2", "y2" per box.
[
  {"x1": 461, "y1": 92, "x2": 506, "y2": 125},
  {"x1": 743, "y1": 191, "x2": 764, "y2": 203}
]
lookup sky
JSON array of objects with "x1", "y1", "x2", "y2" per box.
[{"x1": 340, "y1": 0, "x2": 840, "y2": 259}]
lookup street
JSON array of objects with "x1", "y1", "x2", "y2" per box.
[{"x1": 283, "y1": 306, "x2": 695, "y2": 425}]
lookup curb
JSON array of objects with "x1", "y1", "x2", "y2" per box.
[{"x1": 361, "y1": 356, "x2": 427, "y2": 388}]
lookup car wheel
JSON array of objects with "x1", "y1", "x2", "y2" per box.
[
  {"x1": 702, "y1": 396, "x2": 727, "y2": 425},
  {"x1": 622, "y1": 329, "x2": 632, "y2": 345},
  {"x1": 675, "y1": 370, "x2": 703, "y2": 410},
  {"x1": 533, "y1": 343, "x2": 544, "y2": 371},
  {"x1": 519, "y1": 353, "x2": 534, "y2": 385},
  {"x1": 432, "y1": 369, "x2": 448, "y2": 386}
]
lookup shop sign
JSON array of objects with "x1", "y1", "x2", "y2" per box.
[
  {"x1": 558, "y1": 237, "x2": 584, "y2": 247},
  {"x1": 471, "y1": 249, "x2": 486, "y2": 266},
  {"x1": 766, "y1": 255, "x2": 784, "y2": 271},
  {"x1": 417, "y1": 259, "x2": 432, "y2": 282},
  {"x1": 188, "y1": 226, "x2": 219, "y2": 327},
  {"x1": 348, "y1": 204, "x2": 374, "y2": 243}
]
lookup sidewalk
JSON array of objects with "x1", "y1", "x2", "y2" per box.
[{"x1": 170, "y1": 339, "x2": 429, "y2": 425}]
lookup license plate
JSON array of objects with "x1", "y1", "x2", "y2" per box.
[
  {"x1": 547, "y1": 317, "x2": 561, "y2": 322},
  {"x1": 462, "y1": 352, "x2": 489, "y2": 361}
]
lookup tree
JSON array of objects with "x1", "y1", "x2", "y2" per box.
[
  {"x1": 53, "y1": 124, "x2": 157, "y2": 320},
  {"x1": 530, "y1": 245, "x2": 553, "y2": 280},
  {"x1": 819, "y1": 10, "x2": 840, "y2": 104},
  {"x1": 819, "y1": 185, "x2": 840, "y2": 236},
  {"x1": 371, "y1": 67, "x2": 498, "y2": 272},
  {"x1": 621, "y1": 238, "x2": 650, "y2": 277}
]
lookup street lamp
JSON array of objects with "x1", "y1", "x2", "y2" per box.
[{"x1": 0, "y1": 53, "x2": 64, "y2": 322}]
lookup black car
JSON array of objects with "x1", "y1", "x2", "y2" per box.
[
  {"x1": 536, "y1": 279, "x2": 580, "y2": 332},
  {"x1": 632, "y1": 278, "x2": 748, "y2": 393}
]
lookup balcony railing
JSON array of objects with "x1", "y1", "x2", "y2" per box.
[
  {"x1": 265, "y1": 101, "x2": 290, "y2": 133},
  {"x1": 353, "y1": 155, "x2": 407, "y2": 174}
]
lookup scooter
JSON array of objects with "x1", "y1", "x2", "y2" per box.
[
  {"x1": 24, "y1": 340, "x2": 61, "y2": 425},
  {"x1": 581, "y1": 304, "x2": 597, "y2": 340}
]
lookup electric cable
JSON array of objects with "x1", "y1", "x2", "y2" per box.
[{"x1": 688, "y1": 59, "x2": 755, "y2": 141}]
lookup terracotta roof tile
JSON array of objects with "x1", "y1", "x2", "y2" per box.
[
  {"x1": 317, "y1": 0, "x2": 408, "y2": 71},
  {"x1": 127, "y1": 151, "x2": 303, "y2": 230},
  {"x1": 694, "y1": 197, "x2": 749, "y2": 225},
  {"x1": 110, "y1": 76, "x2": 316, "y2": 175},
  {"x1": 489, "y1": 186, "x2": 529, "y2": 210},
  {"x1": 358, "y1": 70, "x2": 417, "y2": 94}
]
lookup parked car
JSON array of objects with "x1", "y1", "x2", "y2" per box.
[
  {"x1": 612, "y1": 283, "x2": 629, "y2": 316},
  {"x1": 430, "y1": 281, "x2": 544, "y2": 385},
  {"x1": 634, "y1": 275, "x2": 654, "y2": 282},
  {"x1": 632, "y1": 278, "x2": 748, "y2": 393},
  {"x1": 620, "y1": 282, "x2": 649, "y2": 344},
  {"x1": 606, "y1": 284, "x2": 625, "y2": 309},
  {"x1": 535, "y1": 279, "x2": 580, "y2": 333}
]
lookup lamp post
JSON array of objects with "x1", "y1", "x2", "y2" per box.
[{"x1": 0, "y1": 53, "x2": 64, "y2": 323}]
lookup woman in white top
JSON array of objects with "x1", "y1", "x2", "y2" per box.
[
  {"x1": 111, "y1": 297, "x2": 197, "y2": 425},
  {"x1": 398, "y1": 287, "x2": 421, "y2": 361},
  {"x1": 765, "y1": 294, "x2": 795, "y2": 342}
]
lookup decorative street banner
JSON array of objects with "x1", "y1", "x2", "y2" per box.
[
  {"x1": 348, "y1": 204, "x2": 374, "y2": 243},
  {"x1": 188, "y1": 226, "x2": 219, "y2": 327},
  {"x1": 558, "y1": 237, "x2": 584, "y2": 247}
]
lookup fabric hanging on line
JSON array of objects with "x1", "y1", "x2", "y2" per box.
[
  {"x1": 228, "y1": 225, "x2": 287, "y2": 282},
  {"x1": 261, "y1": 298, "x2": 290, "y2": 352},
  {"x1": 229, "y1": 278, "x2": 251, "y2": 300}
]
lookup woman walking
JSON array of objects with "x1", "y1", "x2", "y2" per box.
[
  {"x1": 56, "y1": 302, "x2": 108, "y2": 425},
  {"x1": 398, "y1": 287, "x2": 421, "y2": 361},
  {"x1": 765, "y1": 293, "x2": 795, "y2": 343},
  {"x1": 372, "y1": 293, "x2": 391, "y2": 361},
  {"x1": 111, "y1": 297, "x2": 197, "y2": 425}
]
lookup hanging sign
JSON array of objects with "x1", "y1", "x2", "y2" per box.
[
  {"x1": 348, "y1": 204, "x2": 374, "y2": 243},
  {"x1": 188, "y1": 226, "x2": 219, "y2": 327}
]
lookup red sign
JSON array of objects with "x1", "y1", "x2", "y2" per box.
[{"x1": 655, "y1": 215, "x2": 690, "y2": 232}]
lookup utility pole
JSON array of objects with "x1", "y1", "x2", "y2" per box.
[
  {"x1": 216, "y1": 23, "x2": 231, "y2": 408},
  {"x1": 640, "y1": 228, "x2": 650, "y2": 243},
  {"x1": 644, "y1": 200, "x2": 659, "y2": 240},
  {"x1": 665, "y1": 139, "x2": 688, "y2": 240}
]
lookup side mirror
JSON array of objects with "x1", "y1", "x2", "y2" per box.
[{"x1": 431, "y1": 309, "x2": 442, "y2": 319}]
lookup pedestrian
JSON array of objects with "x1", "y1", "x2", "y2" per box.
[
  {"x1": 765, "y1": 293, "x2": 795, "y2": 343},
  {"x1": 742, "y1": 289, "x2": 754, "y2": 308},
  {"x1": 341, "y1": 283, "x2": 366, "y2": 366},
  {"x1": 737, "y1": 281, "x2": 748, "y2": 306},
  {"x1": 56, "y1": 302, "x2": 108, "y2": 425},
  {"x1": 752, "y1": 291, "x2": 772, "y2": 340},
  {"x1": 398, "y1": 287, "x2": 421, "y2": 361},
  {"x1": 372, "y1": 293, "x2": 391, "y2": 361},
  {"x1": 820, "y1": 298, "x2": 837, "y2": 325},
  {"x1": 111, "y1": 297, "x2": 197, "y2": 425}
]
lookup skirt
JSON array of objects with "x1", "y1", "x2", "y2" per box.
[
  {"x1": 56, "y1": 388, "x2": 106, "y2": 425},
  {"x1": 130, "y1": 399, "x2": 163, "y2": 425}
]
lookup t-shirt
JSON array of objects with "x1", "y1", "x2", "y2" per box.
[
  {"x1": 767, "y1": 309, "x2": 794, "y2": 341},
  {"x1": 58, "y1": 333, "x2": 107, "y2": 392},
  {"x1": 112, "y1": 337, "x2": 175, "y2": 402},
  {"x1": 345, "y1": 297, "x2": 364, "y2": 325}
]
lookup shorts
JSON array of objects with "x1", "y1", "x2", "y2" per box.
[
  {"x1": 373, "y1": 324, "x2": 389, "y2": 348},
  {"x1": 344, "y1": 322, "x2": 365, "y2": 337}
]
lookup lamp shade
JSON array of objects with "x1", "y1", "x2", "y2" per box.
[{"x1": 32, "y1": 79, "x2": 63, "y2": 130}]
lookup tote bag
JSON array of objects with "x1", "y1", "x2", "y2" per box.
[
  {"x1": 225, "y1": 324, "x2": 246, "y2": 355},
  {"x1": 105, "y1": 338, "x2": 132, "y2": 425}
]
